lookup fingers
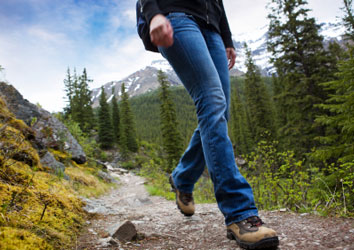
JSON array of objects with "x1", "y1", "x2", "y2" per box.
[
  {"x1": 150, "y1": 14, "x2": 174, "y2": 48},
  {"x1": 226, "y1": 47, "x2": 236, "y2": 70}
]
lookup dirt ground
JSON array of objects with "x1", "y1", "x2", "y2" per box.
[{"x1": 76, "y1": 171, "x2": 354, "y2": 250}]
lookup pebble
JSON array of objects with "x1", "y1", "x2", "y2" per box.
[{"x1": 184, "y1": 215, "x2": 202, "y2": 222}]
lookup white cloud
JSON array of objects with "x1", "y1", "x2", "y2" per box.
[
  {"x1": 223, "y1": 0, "x2": 344, "y2": 38},
  {"x1": 88, "y1": 35, "x2": 162, "y2": 88},
  {"x1": 123, "y1": 9, "x2": 136, "y2": 24}
]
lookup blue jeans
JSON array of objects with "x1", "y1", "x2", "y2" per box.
[{"x1": 158, "y1": 13, "x2": 258, "y2": 225}]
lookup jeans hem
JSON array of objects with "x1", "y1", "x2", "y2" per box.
[
  {"x1": 225, "y1": 211, "x2": 259, "y2": 226},
  {"x1": 171, "y1": 172, "x2": 194, "y2": 194}
]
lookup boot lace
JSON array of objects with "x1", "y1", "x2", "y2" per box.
[
  {"x1": 246, "y1": 216, "x2": 264, "y2": 227},
  {"x1": 180, "y1": 192, "x2": 193, "y2": 203}
]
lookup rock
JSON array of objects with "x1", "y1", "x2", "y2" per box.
[
  {"x1": 0, "y1": 82, "x2": 86, "y2": 164},
  {"x1": 108, "y1": 237, "x2": 119, "y2": 246},
  {"x1": 111, "y1": 167, "x2": 129, "y2": 175},
  {"x1": 112, "y1": 221, "x2": 138, "y2": 242},
  {"x1": 33, "y1": 109, "x2": 86, "y2": 164},
  {"x1": 98, "y1": 170, "x2": 118, "y2": 183},
  {"x1": 235, "y1": 156, "x2": 247, "y2": 166},
  {"x1": 40, "y1": 151, "x2": 69, "y2": 179}
]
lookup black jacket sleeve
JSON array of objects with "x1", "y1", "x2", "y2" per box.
[
  {"x1": 141, "y1": 0, "x2": 162, "y2": 25},
  {"x1": 219, "y1": 1, "x2": 234, "y2": 49}
]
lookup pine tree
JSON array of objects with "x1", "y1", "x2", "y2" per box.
[
  {"x1": 312, "y1": 52, "x2": 354, "y2": 164},
  {"x1": 78, "y1": 68, "x2": 95, "y2": 132},
  {"x1": 63, "y1": 68, "x2": 95, "y2": 133},
  {"x1": 244, "y1": 44, "x2": 274, "y2": 142},
  {"x1": 120, "y1": 83, "x2": 138, "y2": 153},
  {"x1": 267, "y1": 0, "x2": 334, "y2": 155},
  {"x1": 98, "y1": 86, "x2": 114, "y2": 149},
  {"x1": 157, "y1": 70, "x2": 183, "y2": 171},
  {"x1": 342, "y1": 0, "x2": 354, "y2": 41},
  {"x1": 63, "y1": 67, "x2": 74, "y2": 116},
  {"x1": 111, "y1": 88, "x2": 120, "y2": 144},
  {"x1": 230, "y1": 85, "x2": 253, "y2": 155}
]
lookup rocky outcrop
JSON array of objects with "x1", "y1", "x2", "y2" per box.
[
  {"x1": 0, "y1": 82, "x2": 86, "y2": 164},
  {"x1": 40, "y1": 152, "x2": 67, "y2": 177}
]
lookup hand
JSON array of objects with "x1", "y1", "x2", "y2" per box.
[
  {"x1": 226, "y1": 47, "x2": 236, "y2": 70},
  {"x1": 150, "y1": 14, "x2": 174, "y2": 48}
]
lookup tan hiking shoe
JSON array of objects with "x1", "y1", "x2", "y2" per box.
[
  {"x1": 227, "y1": 216, "x2": 279, "y2": 249},
  {"x1": 169, "y1": 175, "x2": 195, "y2": 216}
]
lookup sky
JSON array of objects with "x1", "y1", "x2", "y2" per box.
[{"x1": 0, "y1": 0, "x2": 345, "y2": 112}]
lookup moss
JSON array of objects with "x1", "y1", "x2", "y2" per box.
[
  {"x1": 65, "y1": 166, "x2": 116, "y2": 198},
  {"x1": 0, "y1": 167, "x2": 86, "y2": 249},
  {"x1": 0, "y1": 98, "x2": 87, "y2": 249},
  {"x1": 0, "y1": 97, "x2": 35, "y2": 140},
  {"x1": 0, "y1": 227, "x2": 53, "y2": 250},
  {"x1": 0, "y1": 95, "x2": 116, "y2": 249},
  {"x1": 0, "y1": 124, "x2": 41, "y2": 169},
  {"x1": 49, "y1": 149, "x2": 71, "y2": 165}
]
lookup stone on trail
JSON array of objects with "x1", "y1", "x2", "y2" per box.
[{"x1": 112, "y1": 221, "x2": 138, "y2": 242}]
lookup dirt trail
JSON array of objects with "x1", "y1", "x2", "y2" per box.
[{"x1": 77, "y1": 170, "x2": 354, "y2": 250}]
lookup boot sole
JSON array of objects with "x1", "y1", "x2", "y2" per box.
[
  {"x1": 227, "y1": 229, "x2": 279, "y2": 250},
  {"x1": 169, "y1": 176, "x2": 194, "y2": 217}
]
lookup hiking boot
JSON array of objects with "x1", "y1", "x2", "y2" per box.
[
  {"x1": 169, "y1": 175, "x2": 195, "y2": 216},
  {"x1": 227, "y1": 216, "x2": 279, "y2": 249}
]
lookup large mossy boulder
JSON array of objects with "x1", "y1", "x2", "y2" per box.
[{"x1": 0, "y1": 82, "x2": 86, "y2": 164}]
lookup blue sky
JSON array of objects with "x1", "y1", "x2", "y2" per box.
[{"x1": 0, "y1": 0, "x2": 345, "y2": 112}]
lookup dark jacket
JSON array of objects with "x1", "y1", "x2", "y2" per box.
[{"x1": 141, "y1": 0, "x2": 234, "y2": 48}]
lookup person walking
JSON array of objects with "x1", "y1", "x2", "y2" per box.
[{"x1": 140, "y1": 1, "x2": 279, "y2": 249}]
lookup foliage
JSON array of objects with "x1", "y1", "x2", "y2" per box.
[
  {"x1": 342, "y1": 0, "x2": 354, "y2": 40},
  {"x1": 313, "y1": 52, "x2": 354, "y2": 164},
  {"x1": 230, "y1": 82, "x2": 253, "y2": 155},
  {"x1": 243, "y1": 138, "x2": 353, "y2": 216},
  {"x1": 63, "y1": 68, "x2": 95, "y2": 133},
  {"x1": 119, "y1": 83, "x2": 138, "y2": 154},
  {"x1": 312, "y1": 163, "x2": 354, "y2": 216},
  {"x1": 243, "y1": 139, "x2": 310, "y2": 211},
  {"x1": 98, "y1": 86, "x2": 114, "y2": 149},
  {"x1": 111, "y1": 90, "x2": 120, "y2": 144},
  {"x1": 244, "y1": 44, "x2": 275, "y2": 142},
  {"x1": 134, "y1": 141, "x2": 216, "y2": 203},
  {"x1": 55, "y1": 113, "x2": 101, "y2": 159},
  {"x1": 309, "y1": 51, "x2": 354, "y2": 215},
  {"x1": 157, "y1": 71, "x2": 183, "y2": 172},
  {"x1": 267, "y1": 0, "x2": 335, "y2": 155},
  {"x1": 130, "y1": 85, "x2": 197, "y2": 149}
]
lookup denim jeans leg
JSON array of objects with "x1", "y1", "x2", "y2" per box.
[{"x1": 159, "y1": 13, "x2": 258, "y2": 225}]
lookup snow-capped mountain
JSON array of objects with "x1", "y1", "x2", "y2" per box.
[
  {"x1": 91, "y1": 60, "x2": 181, "y2": 108},
  {"x1": 232, "y1": 22, "x2": 345, "y2": 75},
  {"x1": 91, "y1": 22, "x2": 344, "y2": 106}
]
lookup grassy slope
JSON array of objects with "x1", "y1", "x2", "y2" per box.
[{"x1": 0, "y1": 96, "x2": 115, "y2": 249}]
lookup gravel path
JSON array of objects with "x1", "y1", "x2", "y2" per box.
[{"x1": 76, "y1": 170, "x2": 354, "y2": 250}]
